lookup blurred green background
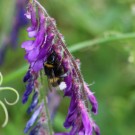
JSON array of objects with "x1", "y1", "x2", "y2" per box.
[{"x1": 0, "y1": 0, "x2": 135, "y2": 135}]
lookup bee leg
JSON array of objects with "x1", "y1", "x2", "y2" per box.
[{"x1": 59, "y1": 81, "x2": 67, "y2": 90}]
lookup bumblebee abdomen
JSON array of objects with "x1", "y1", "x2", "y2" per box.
[
  {"x1": 49, "y1": 77, "x2": 61, "y2": 87},
  {"x1": 44, "y1": 63, "x2": 54, "y2": 68},
  {"x1": 44, "y1": 63, "x2": 54, "y2": 76}
]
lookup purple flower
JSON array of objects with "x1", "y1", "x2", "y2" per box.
[
  {"x1": 0, "y1": 0, "x2": 28, "y2": 65},
  {"x1": 78, "y1": 101, "x2": 92, "y2": 134},
  {"x1": 29, "y1": 123, "x2": 41, "y2": 135},
  {"x1": 24, "y1": 103, "x2": 43, "y2": 133},
  {"x1": 64, "y1": 74, "x2": 73, "y2": 97},
  {"x1": 22, "y1": 1, "x2": 100, "y2": 135},
  {"x1": 33, "y1": 125, "x2": 49, "y2": 135},
  {"x1": 23, "y1": 70, "x2": 32, "y2": 82},
  {"x1": 22, "y1": 70, "x2": 38, "y2": 104},
  {"x1": 22, "y1": 6, "x2": 54, "y2": 72},
  {"x1": 27, "y1": 91, "x2": 39, "y2": 114},
  {"x1": 55, "y1": 133, "x2": 69, "y2": 135},
  {"x1": 84, "y1": 83, "x2": 98, "y2": 115},
  {"x1": 64, "y1": 83, "x2": 93, "y2": 135},
  {"x1": 10, "y1": 0, "x2": 28, "y2": 49},
  {"x1": 93, "y1": 122, "x2": 100, "y2": 135},
  {"x1": 0, "y1": 45, "x2": 8, "y2": 65},
  {"x1": 22, "y1": 77, "x2": 34, "y2": 104}
]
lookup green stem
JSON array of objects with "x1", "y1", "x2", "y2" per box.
[
  {"x1": 40, "y1": 72, "x2": 53, "y2": 135},
  {"x1": 3, "y1": 32, "x2": 135, "y2": 83},
  {"x1": 69, "y1": 33, "x2": 135, "y2": 52},
  {"x1": 42, "y1": 93, "x2": 53, "y2": 135},
  {"x1": 3, "y1": 65, "x2": 28, "y2": 84}
]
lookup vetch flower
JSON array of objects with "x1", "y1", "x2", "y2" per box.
[
  {"x1": 22, "y1": 71, "x2": 37, "y2": 104},
  {"x1": 29, "y1": 123, "x2": 41, "y2": 135},
  {"x1": 84, "y1": 83, "x2": 98, "y2": 115},
  {"x1": 55, "y1": 133, "x2": 69, "y2": 135},
  {"x1": 24, "y1": 102, "x2": 44, "y2": 133},
  {"x1": 21, "y1": 0, "x2": 100, "y2": 135},
  {"x1": 22, "y1": 6, "x2": 54, "y2": 72},
  {"x1": 0, "y1": 0, "x2": 28, "y2": 65},
  {"x1": 27, "y1": 91, "x2": 39, "y2": 114},
  {"x1": 23, "y1": 70, "x2": 32, "y2": 83},
  {"x1": 63, "y1": 81, "x2": 99, "y2": 135}
]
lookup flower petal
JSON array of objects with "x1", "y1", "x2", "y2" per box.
[
  {"x1": 21, "y1": 41, "x2": 34, "y2": 51},
  {"x1": 27, "y1": 48, "x2": 39, "y2": 62},
  {"x1": 31, "y1": 60, "x2": 43, "y2": 72},
  {"x1": 24, "y1": 103, "x2": 43, "y2": 133}
]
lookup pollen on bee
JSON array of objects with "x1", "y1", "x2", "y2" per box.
[{"x1": 59, "y1": 82, "x2": 67, "y2": 90}]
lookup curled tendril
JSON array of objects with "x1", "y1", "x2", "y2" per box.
[
  {"x1": 0, "y1": 72, "x2": 19, "y2": 127},
  {"x1": 0, "y1": 101, "x2": 8, "y2": 127}
]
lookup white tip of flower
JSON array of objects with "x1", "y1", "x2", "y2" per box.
[
  {"x1": 59, "y1": 82, "x2": 67, "y2": 90},
  {"x1": 25, "y1": 12, "x2": 31, "y2": 19}
]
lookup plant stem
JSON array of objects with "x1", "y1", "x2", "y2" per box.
[
  {"x1": 69, "y1": 33, "x2": 135, "y2": 52},
  {"x1": 39, "y1": 71, "x2": 53, "y2": 135},
  {"x1": 3, "y1": 65, "x2": 28, "y2": 84}
]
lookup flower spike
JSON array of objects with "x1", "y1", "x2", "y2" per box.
[{"x1": 22, "y1": 1, "x2": 100, "y2": 135}]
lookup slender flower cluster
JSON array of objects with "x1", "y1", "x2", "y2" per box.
[
  {"x1": 0, "y1": 0, "x2": 28, "y2": 65},
  {"x1": 22, "y1": 0, "x2": 100, "y2": 135}
]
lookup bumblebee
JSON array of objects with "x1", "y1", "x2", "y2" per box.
[{"x1": 43, "y1": 51, "x2": 66, "y2": 89}]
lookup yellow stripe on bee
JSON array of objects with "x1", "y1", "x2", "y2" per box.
[
  {"x1": 49, "y1": 77, "x2": 59, "y2": 83},
  {"x1": 45, "y1": 63, "x2": 54, "y2": 68}
]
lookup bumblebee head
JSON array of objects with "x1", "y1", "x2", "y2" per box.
[{"x1": 47, "y1": 51, "x2": 56, "y2": 64}]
